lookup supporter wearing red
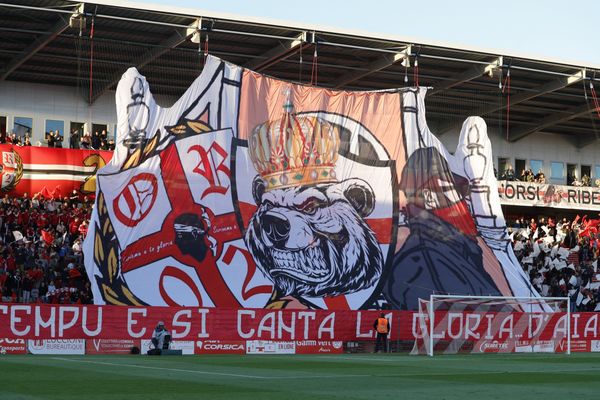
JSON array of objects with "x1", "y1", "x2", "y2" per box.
[{"x1": 0, "y1": 190, "x2": 93, "y2": 304}]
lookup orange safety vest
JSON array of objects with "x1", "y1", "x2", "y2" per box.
[{"x1": 376, "y1": 317, "x2": 389, "y2": 334}]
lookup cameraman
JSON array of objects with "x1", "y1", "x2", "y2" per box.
[{"x1": 151, "y1": 321, "x2": 170, "y2": 350}]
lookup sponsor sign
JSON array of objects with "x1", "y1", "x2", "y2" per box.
[
  {"x1": 196, "y1": 340, "x2": 245, "y2": 354},
  {"x1": 140, "y1": 339, "x2": 195, "y2": 355},
  {"x1": 568, "y1": 340, "x2": 590, "y2": 353},
  {"x1": 590, "y1": 340, "x2": 600, "y2": 352},
  {"x1": 0, "y1": 338, "x2": 26, "y2": 354},
  {"x1": 86, "y1": 339, "x2": 139, "y2": 355},
  {"x1": 295, "y1": 340, "x2": 344, "y2": 354},
  {"x1": 479, "y1": 340, "x2": 510, "y2": 353},
  {"x1": 27, "y1": 339, "x2": 85, "y2": 355},
  {"x1": 514, "y1": 340, "x2": 555, "y2": 353},
  {"x1": 246, "y1": 340, "x2": 296, "y2": 355}
]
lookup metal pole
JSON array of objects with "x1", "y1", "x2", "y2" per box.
[
  {"x1": 429, "y1": 294, "x2": 434, "y2": 357},
  {"x1": 567, "y1": 296, "x2": 571, "y2": 355}
]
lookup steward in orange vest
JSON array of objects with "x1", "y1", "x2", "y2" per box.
[{"x1": 373, "y1": 313, "x2": 390, "y2": 353}]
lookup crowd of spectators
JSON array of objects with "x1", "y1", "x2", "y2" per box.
[
  {"x1": 509, "y1": 215, "x2": 600, "y2": 312},
  {"x1": 0, "y1": 191, "x2": 93, "y2": 304},
  {"x1": 499, "y1": 165, "x2": 547, "y2": 184},
  {"x1": 498, "y1": 164, "x2": 600, "y2": 187},
  {"x1": 0, "y1": 188, "x2": 599, "y2": 312},
  {"x1": 0, "y1": 129, "x2": 115, "y2": 150},
  {"x1": 69, "y1": 129, "x2": 115, "y2": 151},
  {"x1": 0, "y1": 131, "x2": 32, "y2": 147}
]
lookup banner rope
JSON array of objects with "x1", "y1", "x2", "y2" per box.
[
  {"x1": 413, "y1": 48, "x2": 421, "y2": 88},
  {"x1": 502, "y1": 63, "x2": 511, "y2": 141},
  {"x1": 590, "y1": 75, "x2": 600, "y2": 120},
  {"x1": 298, "y1": 37, "x2": 303, "y2": 84},
  {"x1": 88, "y1": 8, "x2": 96, "y2": 105},
  {"x1": 584, "y1": 74, "x2": 600, "y2": 141},
  {"x1": 310, "y1": 42, "x2": 318, "y2": 86}
]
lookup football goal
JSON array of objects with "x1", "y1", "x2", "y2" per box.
[{"x1": 412, "y1": 295, "x2": 571, "y2": 356}]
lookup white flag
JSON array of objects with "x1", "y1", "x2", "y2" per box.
[{"x1": 12, "y1": 231, "x2": 23, "y2": 241}]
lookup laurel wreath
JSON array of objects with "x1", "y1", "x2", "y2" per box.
[
  {"x1": 121, "y1": 118, "x2": 212, "y2": 171},
  {"x1": 80, "y1": 153, "x2": 107, "y2": 194},
  {"x1": 92, "y1": 192, "x2": 146, "y2": 305}
]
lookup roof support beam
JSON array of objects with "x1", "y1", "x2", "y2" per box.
[
  {"x1": 427, "y1": 56, "x2": 502, "y2": 97},
  {"x1": 509, "y1": 101, "x2": 597, "y2": 142},
  {"x1": 0, "y1": 4, "x2": 81, "y2": 81},
  {"x1": 89, "y1": 18, "x2": 200, "y2": 103},
  {"x1": 332, "y1": 45, "x2": 411, "y2": 89},
  {"x1": 436, "y1": 68, "x2": 586, "y2": 136},
  {"x1": 244, "y1": 32, "x2": 308, "y2": 72},
  {"x1": 488, "y1": 69, "x2": 585, "y2": 117}
]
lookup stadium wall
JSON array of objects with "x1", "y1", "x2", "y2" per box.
[
  {"x1": 1, "y1": 80, "x2": 598, "y2": 185},
  {"x1": 0, "y1": 81, "x2": 177, "y2": 144},
  {"x1": 438, "y1": 126, "x2": 600, "y2": 184}
]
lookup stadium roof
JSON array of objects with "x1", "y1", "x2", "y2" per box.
[{"x1": 1, "y1": 0, "x2": 599, "y2": 147}]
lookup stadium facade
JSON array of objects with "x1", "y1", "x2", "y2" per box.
[{"x1": 0, "y1": 0, "x2": 599, "y2": 190}]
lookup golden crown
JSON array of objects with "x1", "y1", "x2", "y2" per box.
[{"x1": 248, "y1": 98, "x2": 340, "y2": 191}]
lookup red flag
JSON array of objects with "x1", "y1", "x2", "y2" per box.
[
  {"x1": 41, "y1": 230, "x2": 54, "y2": 245},
  {"x1": 38, "y1": 186, "x2": 51, "y2": 199},
  {"x1": 51, "y1": 185, "x2": 62, "y2": 199}
]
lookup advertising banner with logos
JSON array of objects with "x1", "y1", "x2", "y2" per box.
[
  {"x1": 86, "y1": 339, "x2": 139, "y2": 355},
  {"x1": 295, "y1": 340, "x2": 344, "y2": 354},
  {"x1": 195, "y1": 340, "x2": 245, "y2": 354},
  {"x1": 27, "y1": 339, "x2": 85, "y2": 355},
  {"x1": 497, "y1": 180, "x2": 600, "y2": 211},
  {"x1": 140, "y1": 339, "x2": 195, "y2": 355},
  {"x1": 4, "y1": 304, "x2": 600, "y2": 353},
  {"x1": 246, "y1": 340, "x2": 296, "y2": 354},
  {"x1": 0, "y1": 338, "x2": 26, "y2": 354}
]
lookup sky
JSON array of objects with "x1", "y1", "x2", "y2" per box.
[{"x1": 131, "y1": 0, "x2": 599, "y2": 67}]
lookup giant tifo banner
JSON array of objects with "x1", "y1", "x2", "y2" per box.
[
  {"x1": 498, "y1": 180, "x2": 600, "y2": 211},
  {"x1": 83, "y1": 55, "x2": 538, "y2": 310},
  {"x1": 3, "y1": 304, "x2": 600, "y2": 352},
  {"x1": 0, "y1": 145, "x2": 112, "y2": 197}
]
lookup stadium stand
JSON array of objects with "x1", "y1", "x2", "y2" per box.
[
  {"x1": 0, "y1": 185, "x2": 598, "y2": 313},
  {"x1": 0, "y1": 192, "x2": 93, "y2": 304}
]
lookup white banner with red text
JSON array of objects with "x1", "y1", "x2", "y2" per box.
[{"x1": 497, "y1": 180, "x2": 600, "y2": 210}]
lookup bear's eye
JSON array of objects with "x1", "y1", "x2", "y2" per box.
[{"x1": 296, "y1": 198, "x2": 325, "y2": 215}]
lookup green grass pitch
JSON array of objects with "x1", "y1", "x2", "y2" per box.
[{"x1": 1, "y1": 353, "x2": 599, "y2": 399}]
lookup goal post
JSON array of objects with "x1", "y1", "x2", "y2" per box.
[{"x1": 412, "y1": 295, "x2": 570, "y2": 356}]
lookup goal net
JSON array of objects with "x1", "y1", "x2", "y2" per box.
[{"x1": 412, "y1": 295, "x2": 570, "y2": 356}]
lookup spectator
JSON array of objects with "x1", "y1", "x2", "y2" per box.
[
  {"x1": 80, "y1": 132, "x2": 91, "y2": 149},
  {"x1": 55, "y1": 131, "x2": 63, "y2": 148},
  {"x1": 47, "y1": 130, "x2": 56, "y2": 148},
  {"x1": 582, "y1": 174, "x2": 591, "y2": 186},
  {"x1": 501, "y1": 164, "x2": 515, "y2": 180},
  {"x1": 91, "y1": 131, "x2": 101, "y2": 150},
  {"x1": 69, "y1": 129, "x2": 80, "y2": 149}
]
